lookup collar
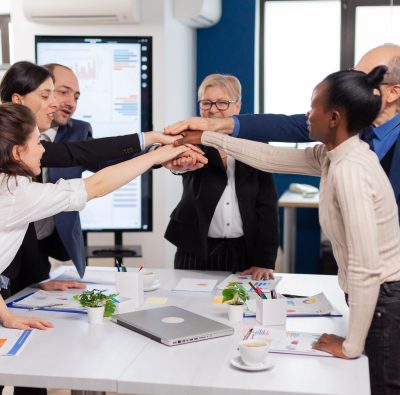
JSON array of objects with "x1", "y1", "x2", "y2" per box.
[
  {"x1": 373, "y1": 113, "x2": 400, "y2": 141},
  {"x1": 326, "y1": 134, "x2": 365, "y2": 163},
  {"x1": 41, "y1": 126, "x2": 59, "y2": 142}
]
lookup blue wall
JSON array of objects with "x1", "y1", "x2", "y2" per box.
[{"x1": 197, "y1": 0, "x2": 321, "y2": 273}]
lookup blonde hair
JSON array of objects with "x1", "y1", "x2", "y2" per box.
[{"x1": 198, "y1": 74, "x2": 242, "y2": 101}]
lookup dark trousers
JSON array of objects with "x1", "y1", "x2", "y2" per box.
[
  {"x1": 346, "y1": 281, "x2": 400, "y2": 395},
  {"x1": 174, "y1": 236, "x2": 247, "y2": 272},
  {"x1": 364, "y1": 281, "x2": 400, "y2": 395}
]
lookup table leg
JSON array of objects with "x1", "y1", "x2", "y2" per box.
[{"x1": 283, "y1": 207, "x2": 297, "y2": 273}]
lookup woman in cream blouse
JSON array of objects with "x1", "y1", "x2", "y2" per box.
[{"x1": 168, "y1": 66, "x2": 400, "y2": 395}]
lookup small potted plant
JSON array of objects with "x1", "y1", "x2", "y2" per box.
[
  {"x1": 222, "y1": 282, "x2": 249, "y2": 322},
  {"x1": 73, "y1": 289, "x2": 119, "y2": 325}
]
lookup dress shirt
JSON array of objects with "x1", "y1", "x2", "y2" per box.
[
  {"x1": 0, "y1": 174, "x2": 87, "y2": 273},
  {"x1": 202, "y1": 131, "x2": 400, "y2": 358},
  {"x1": 208, "y1": 155, "x2": 244, "y2": 238},
  {"x1": 372, "y1": 113, "x2": 400, "y2": 160},
  {"x1": 35, "y1": 127, "x2": 58, "y2": 240}
]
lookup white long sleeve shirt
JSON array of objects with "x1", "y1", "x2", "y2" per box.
[
  {"x1": 202, "y1": 131, "x2": 400, "y2": 358},
  {"x1": 0, "y1": 174, "x2": 87, "y2": 273}
]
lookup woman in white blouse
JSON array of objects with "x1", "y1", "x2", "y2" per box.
[
  {"x1": 0, "y1": 103, "x2": 192, "y2": 330},
  {"x1": 168, "y1": 66, "x2": 400, "y2": 395}
]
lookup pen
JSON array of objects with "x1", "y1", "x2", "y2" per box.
[
  {"x1": 138, "y1": 265, "x2": 144, "y2": 272},
  {"x1": 120, "y1": 262, "x2": 127, "y2": 272},
  {"x1": 248, "y1": 281, "x2": 263, "y2": 298},
  {"x1": 115, "y1": 257, "x2": 121, "y2": 272},
  {"x1": 256, "y1": 286, "x2": 268, "y2": 299},
  {"x1": 271, "y1": 289, "x2": 277, "y2": 299},
  {"x1": 243, "y1": 328, "x2": 253, "y2": 341},
  {"x1": 281, "y1": 293, "x2": 308, "y2": 298}
]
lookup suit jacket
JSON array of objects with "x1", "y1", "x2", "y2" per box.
[
  {"x1": 3, "y1": 126, "x2": 142, "y2": 292},
  {"x1": 43, "y1": 119, "x2": 143, "y2": 277},
  {"x1": 165, "y1": 146, "x2": 279, "y2": 268},
  {"x1": 236, "y1": 113, "x2": 400, "y2": 217}
]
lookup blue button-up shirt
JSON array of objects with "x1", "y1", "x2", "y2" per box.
[{"x1": 372, "y1": 113, "x2": 400, "y2": 160}]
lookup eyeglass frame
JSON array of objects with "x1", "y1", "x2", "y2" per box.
[{"x1": 198, "y1": 99, "x2": 238, "y2": 111}]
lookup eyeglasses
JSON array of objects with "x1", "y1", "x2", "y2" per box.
[{"x1": 198, "y1": 99, "x2": 237, "y2": 111}]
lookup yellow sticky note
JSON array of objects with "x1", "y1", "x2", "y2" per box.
[
  {"x1": 213, "y1": 295, "x2": 223, "y2": 304},
  {"x1": 145, "y1": 297, "x2": 168, "y2": 305}
]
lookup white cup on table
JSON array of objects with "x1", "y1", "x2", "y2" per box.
[{"x1": 238, "y1": 339, "x2": 270, "y2": 366}]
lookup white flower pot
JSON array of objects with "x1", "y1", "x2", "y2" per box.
[
  {"x1": 227, "y1": 303, "x2": 244, "y2": 323},
  {"x1": 87, "y1": 306, "x2": 105, "y2": 325}
]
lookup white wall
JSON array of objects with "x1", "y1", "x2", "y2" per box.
[{"x1": 9, "y1": 0, "x2": 196, "y2": 268}]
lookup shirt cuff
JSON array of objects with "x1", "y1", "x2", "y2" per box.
[
  {"x1": 232, "y1": 116, "x2": 240, "y2": 137},
  {"x1": 138, "y1": 132, "x2": 145, "y2": 150}
]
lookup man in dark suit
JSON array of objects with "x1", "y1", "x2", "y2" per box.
[
  {"x1": 165, "y1": 74, "x2": 279, "y2": 279},
  {"x1": 166, "y1": 44, "x2": 400, "y2": 219}
]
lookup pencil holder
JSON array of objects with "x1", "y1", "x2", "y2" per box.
[
  {"x1": 256, "y1": 297, "x2": 287, "y2": 326},
  {"x1": 115, "y1": 271, "x2": 144, "y2": 309}
]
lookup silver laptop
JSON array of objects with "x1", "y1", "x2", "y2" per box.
[{"x1": 112, "y1": 306, "x2": 234, "y2": 346}]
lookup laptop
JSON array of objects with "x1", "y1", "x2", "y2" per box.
[{"x1": 112, "y1": 306, "x2": 234, "y2": 346}]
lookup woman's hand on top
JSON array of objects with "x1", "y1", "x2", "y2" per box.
[
  {"x1": 242, "y1": 267, "x2": 275, "y2": 280},
  {"x1": 2, "y1": 313, "x2": 54, "y2": 330},
  {"x1": 312, "y1": 334, "x2": 353, "y2": 359},
  {"x1": 164, "y1": 117, "x2": 234, "y2": 136}
]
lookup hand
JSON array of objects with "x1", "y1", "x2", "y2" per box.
[
  {"x1": 2, "y1": 313, "x2": 54, "y2": 330},
  {"x1": 164, "y1": 117, "x2": 234, "y2": 136},
  {"x1": 39, "y1": 280, "x2": 86, "y2": 291},
  {"x1": 312, "y1": 334, "x2": 352, "y2": 359},
  {"x1": 164, "y1": 144, "x2": 208, "y2": 172},
  {"x1": 144, "y1": 131, "x2": 184, "y2": 146},
  {"x1": 150, "y1": 144, "x2": 192, "y2": 165},
  {"x1": 241, "y1": 267, "x2": 275, "y2": 280},
  {"x1": 173, "y1": 131, "x2": 204, "y2": 146}
]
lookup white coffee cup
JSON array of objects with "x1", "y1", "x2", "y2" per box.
[
  {"x1": 143, "y1": 271, "x2": 157, "y2": 287},
  {"x1": 238, "y1": 340, "x2": 270, "y2": 366}
]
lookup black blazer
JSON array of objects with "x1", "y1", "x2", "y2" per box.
[{"x1": 165, "y1": 146, "x2": 279, "y2": 268}]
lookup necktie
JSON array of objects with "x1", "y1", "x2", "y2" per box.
[{"x1": 362, "y1": 128, "x2": 375, "y2": 151}]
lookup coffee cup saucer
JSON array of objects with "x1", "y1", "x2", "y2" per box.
[
  {"x1": 144, "y1": 280, "x2": 160, "y2": 292},
  {"x1": 230, "y1": 355, "x2": 274, "y2": 371}
]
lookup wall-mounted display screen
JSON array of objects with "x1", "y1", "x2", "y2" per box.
[{"x1": 36, "y1": 35, "x2": 153, "y2": 231}]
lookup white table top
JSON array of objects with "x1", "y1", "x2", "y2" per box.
[
  {"x1": 2, "y1": 267, "x2": 370, "y2": 395},
  {"x1": 279, "y1": 190, "x2": 319, "y2": 208}
]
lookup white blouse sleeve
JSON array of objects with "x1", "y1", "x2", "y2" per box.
[{"x1": 2, "y1": 177, "x2": 87, "y2": 229}]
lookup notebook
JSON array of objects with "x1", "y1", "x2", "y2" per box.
[{"x1": 112, "y1": 306, "x2": 234, "y2": 346}]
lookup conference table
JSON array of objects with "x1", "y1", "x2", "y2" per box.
[{"x1": 1, "y1": 267, "x2": 370, "y2": 395}]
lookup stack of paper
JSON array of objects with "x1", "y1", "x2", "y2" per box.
[
  {"x1": 250, "y1": 326, "x2": 332, "y2": 357},
  {"x1": 244, "y1": 292, "x2": 341, "y2": 317},
  {"x1": 11, "y1": 290, "x2": 85, "y2": 312},
  {"x1": 0, "y1": 329, "x2": 32, "y2": 356},
  {"x1": 217, "y1": 273, "x2": 282, "y2": 293},
  {"x1": 285, "y1": 293, "x2": 341, "y2": 316},
  {"x1": 173, "y1": 278, "x2": 218, "y2": 292}
]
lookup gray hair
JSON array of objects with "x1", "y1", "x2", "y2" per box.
[{"x1": 198, "y1": 74, "x2": 242, "y2": 101}]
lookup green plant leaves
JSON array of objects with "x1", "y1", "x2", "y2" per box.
[
  {"x1": 73, "y1": 289, "x2": 119, "y2": 315},
  {"x1": 221, "y1": 282, "x2": 249, "y2": 305}
]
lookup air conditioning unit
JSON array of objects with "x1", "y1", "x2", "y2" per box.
[
  {"x1": 22, "y1": 0, "x2": 141, "y2": 24},
  {"x1": 174, "y1": 0, "x2": 222, "y2": 28}
]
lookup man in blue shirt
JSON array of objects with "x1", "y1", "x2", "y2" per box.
[{"x1": 165, "y1": 44, "x2": 400, "y2": 217}]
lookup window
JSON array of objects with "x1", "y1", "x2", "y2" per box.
[
  {"x1": 0, "y1": 14, "x2": 10, "y2": 65},
  {"x1": 259, "y1": 0, "x2": 399, "y2": 147}
]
